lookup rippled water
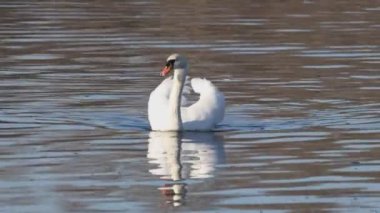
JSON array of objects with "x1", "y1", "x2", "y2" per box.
[{"x1": 1, "y1": 0, "x2": 379, "y2": 212}]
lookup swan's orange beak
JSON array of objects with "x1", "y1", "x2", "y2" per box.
[
  {"x1": 160, "y1": 59, "x2": 175, "y2": 76},
  {"x1": 160, "y1": 65, "x2": 172, "y2": 76}
]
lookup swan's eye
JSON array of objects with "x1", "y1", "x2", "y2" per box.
[{"x1": 165, "y1": 59, "x2": 175, "y2": 67}]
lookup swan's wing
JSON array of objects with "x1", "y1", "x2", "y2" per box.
[{"x1": 181, "y1": 78, "x2": 225, "y2": 130}]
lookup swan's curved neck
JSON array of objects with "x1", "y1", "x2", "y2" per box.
[{"x1": 168, "y1": 68, "x2": 187, "y2": 131}]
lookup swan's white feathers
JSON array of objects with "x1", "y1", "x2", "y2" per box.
[
  {"x1": 148, "y1": 76, "x2": 191, "y2": 131},
  {"x1": 190, "y1": 77, "x2": 213, "y2": 94},
  {"x1": 149, "y1": 76, "x2": 191, "y2": 106},
  {"x1": 148, "y1": 54, "x2": 225, "y2": 131},
  {"x1": 181, "y1": 78, "x2": 225, "y2": 130},
  {"x1": 149, "y1": 76, "x2": 225, "y2": 131}
]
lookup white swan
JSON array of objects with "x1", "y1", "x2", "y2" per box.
[{"x1": 148, "y1": 54, "x2": 225, "y2": 131}]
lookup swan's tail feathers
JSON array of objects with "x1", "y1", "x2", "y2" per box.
[{"x1": 191, "y1": 78, "x2": 217, "y2": 94}]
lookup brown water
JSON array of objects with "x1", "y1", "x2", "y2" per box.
[{"x1": 1, "y1": 0, "x2": 380, "y2": 212}]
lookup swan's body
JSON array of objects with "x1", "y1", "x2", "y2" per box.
[{"x1": 148, "y1": 54, "x2": 225, "y2": 131}]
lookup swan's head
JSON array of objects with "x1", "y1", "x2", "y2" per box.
[{"x1": 160, "y1": 54, "x2": 188, "y2": 77}]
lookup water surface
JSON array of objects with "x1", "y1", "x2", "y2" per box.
[{"x1": 0, "y1": 0, "x2": 379, "y2": 212}]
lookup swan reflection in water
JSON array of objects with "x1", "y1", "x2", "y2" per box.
[{"x1": 147, "y1": 131, "x2": 225, "y2": 206}]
